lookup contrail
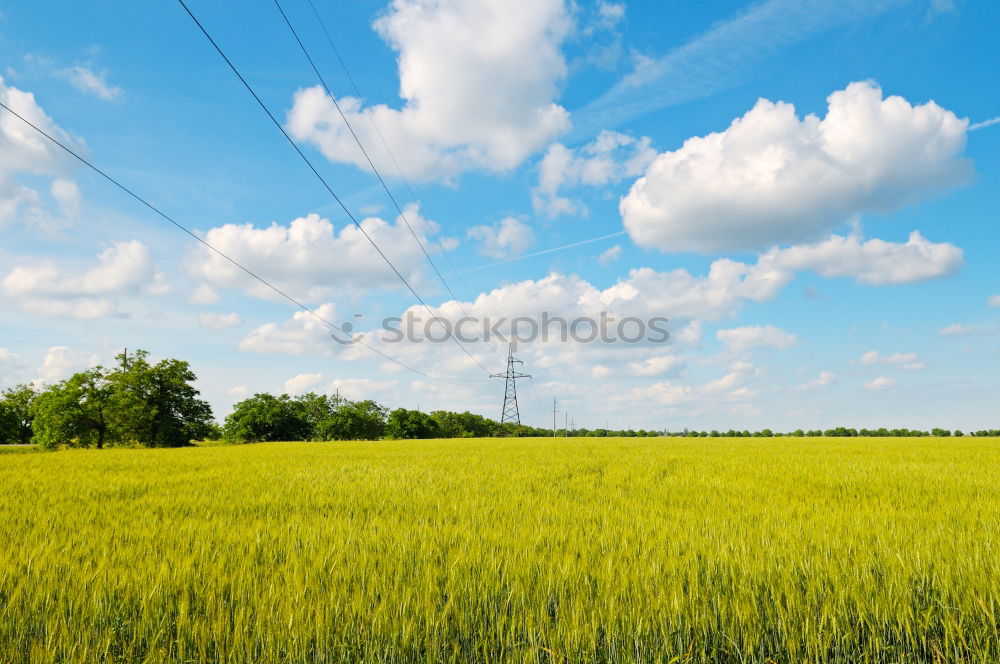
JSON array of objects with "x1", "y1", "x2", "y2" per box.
[{"x1": 453, "y1": 231, "x2": 627, "y2": 275}]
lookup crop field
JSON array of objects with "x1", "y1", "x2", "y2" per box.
[{"x1": 1, "y1": 437, "x2": 998, "y2": 663}]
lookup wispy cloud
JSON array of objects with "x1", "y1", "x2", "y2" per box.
[
  {"x1": 60, "y1": 65, "x2": 123, "y2": 101},
  {"x1": 969, "y1": 116, "x2": 1000, "y2": 131},
  {"x1": 570, "y1": 0, "x2": 909, "y2": 140}
]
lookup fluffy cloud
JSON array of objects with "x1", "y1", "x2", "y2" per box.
[
  {"x1": 198, "y1": 312, "x2": 244, "y2": 330},
  {"x1": 439, "y1": 256, "x2": 789, "y2": 325},
  {"x1": 597, "y1": 2, "x2": 625, "y2": 24},
  {"x1": 533, "y1": 130, "x2": 656, "y2": 216},
  {"x1": 0, "y1": 348, "x2": 24, "y2": 384},
  {"x1": 239, "y1": 303, "x2": 338, "y2": 356},
  {"x1": 627, "y1": 354, "x2": 685, "y2": 377},
  {"x1": 764, "y1": 231, "x2": 962, "y2": 285},
  {"x1": 621, "y1": 81, "x2": 971, "y2": 252},
  {"x1": 286, "y1": 0, "x2": 572, "y2": 181},
  {"x1": 185, "y1": 205, "x2": 449, "y2": 301},
  {"x1": 189, "y1": 284, "x2": 219, "y2": 305},
  {"x1": 0, "y1": 76, "x2": 82, "y2": 232},
  {"x1": 597, "y1": 244, "x2": 622, "y2": 266},
  {"x1": 60, "y1": 66, "x2": 123, "y2": 101},
  {"x1": 285, "y1": 373, "x2": 324, "y2": 396},
  {"x1": 796, "y1": 371, "x2": 837, "y2": 391},
  {"x1": 716, "y1": 325, "x2": 797, "y2": 352},
  {"x1": 591, "y1": 365, "x2": 612, "y2": 379},
  {"x1": 613, "y1": 362, "x2": 759, "y2": 411},
  {"x1": 467, "y1": 217, "x2": 535, "y2": 259},
  {"x1": 865, "y1": 376, "x2": 898, "y2": 391},
  {"x1": 227, "y1": 385, "x2": 249, "y2": 399},
  {"x1": 938, "y1": 323, "x2": 999, "y2": 337},
  {"x1": 0, "y1": 348, "x2": 22, "y2": 367},
  {"x1": 859, "y1": 350, "x2": 925, "y2": 371},
  {"x1": 988, "y1": 295, "x2": 1000, "y2": 308},
  {"x1": 328, "y1": 377, "x2": 400, "y2": 402},
  {"x1": 2, "y1": 240, "x2": 165, "y2": 318},
  {"x1": 35, "y1": 346, "x2": 100, "y2": 385},
  {"x1": 237, "y1": 250, "x2": 790, "y2": 371}
]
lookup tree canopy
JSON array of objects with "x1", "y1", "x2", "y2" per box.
[
  {"x1": 28, "y1": 350, "x2": 213, "y2": 449},
  {"x1": 0, "y1": 384, "x2": 36, "y2": 445}
]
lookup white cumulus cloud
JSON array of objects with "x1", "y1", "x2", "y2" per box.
[
  {"x1": 597, "y1": 244, "x2": 623, "y2": 266},
  {"x1": 285, "y1": 0, "x2": 572, "y2": 182},
  {"x1": 328, "y1": 377, "x2": 399, "y2": 402},
  {"x1": 859, "y1": 350, "x2": 925, "y2": 371},
  {"x1": 0, "y1": 76, "x2": 83, "y2": 233},
  {"x1": 764, "y1": 230, "x2": 962, "y2": 285},
  {"x1": 239, "y1": 303, "x2": 338, "y2": 356},
  {"x1": 198, "y1": 312, "x2": 244, "y2": 330},
  {"x1": 533, "y1": 130, "x2": 656, "y2": 216},
  {"x1": 938, "y1": 323, "x2": 999, "y2": 337},
  {"x1": 35, "y1": 346, "x2": 100, "y2": 385},
  {"x1": 227, "y1": 385, "x2": 249, "y2": 399},
  {"x1": 467, "y1": 217, "x2": 535, "y2": 259},
  {"x1": 716, "y1": 325, "x2": 798, "y2": 352},
  {"x1": 285, "y1": 373, "x2": 324, "y2": 396},
  {"x1": 627, "y1": 354, "x2": 685, "y2": 377},
  {"x1": 2, "y1": 240, "x2": 165, "y2": 318},
  {"x1": 796, "y1": 371, "x2": 837, "y2": 391},
  {"x1": 865, "y1": 376, "x2": 899, "y2": 391},
  {"x1": 621, "y1": 81, "x2": 971, "y2": 253},
  {"x1": 184, "y1": 205, "x2": 449, "y2": 302},
  {"x1": 613, "y1": 362, "x2": 759, "y2": 409}
]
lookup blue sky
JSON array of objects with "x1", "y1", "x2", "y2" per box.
[{"x1": 0, "y1": 0, "x2": 997, "y2": 431}]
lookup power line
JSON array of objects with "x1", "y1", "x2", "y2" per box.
[
  {"x1": 176, "y1": 0, "x2": 492, "y2": 376},
  {"x1": 278, "y1": 0, "x2": 504, "y2": 361},
  {"x1": 0, "y1": 99, "x2": 452, "y2": 385},
  {"x1": 301, "y1": 0, "x2": 485, "y2": 311}
]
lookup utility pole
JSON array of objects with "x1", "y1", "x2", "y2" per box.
[
  {"x1": 564, "y1": 412, "x2": 568, "y2": 437},
  {"x1": 552, "y1": 397, "x2": 559, "y2": 438},
  {"x1": 490, "y1": 343, "x2": 531, "y2": 436}
]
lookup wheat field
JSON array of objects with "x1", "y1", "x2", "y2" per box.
[{"x1": 1, "y1": 437, "x2": 998, "y2": 663}]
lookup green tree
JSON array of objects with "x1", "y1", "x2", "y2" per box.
[
  {"x1": 32, "y1": 369, "x2": 116, "y2": 449},
  {"x1": 224, "y1": 393, "x2": 313, "y2": 443},
  {"x1": 295, "y1": 392, "x2": 345, "y2": 440},
  {"x1": 323, "y1": 399, "x2": 387, "y2": 440},
  {"x1": 111, "y1": 351, "x2": 214, "y2": 447},
  {"x1": 0, "y1": 400, "x2": 15, "y2": 444},
  {"x1": 386, "y1": 408, "x2": 441, "y2": 439},
  {"x1": 222, "y1": 393, "x2": 313, "y2": 443},
  {"x1": 430, "y1": 410, "x2": 496, "y2": 438},
  {"x1": 0, "y1": 384, "x2": 36, "y2": 444}
]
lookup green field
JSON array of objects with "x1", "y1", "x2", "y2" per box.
[{"x1": 1, "y1": 437, "x2": 998, "y2": 663}]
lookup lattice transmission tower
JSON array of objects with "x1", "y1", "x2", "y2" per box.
[{"x1": 490, "y1": 343, "x2": 531, "y2": 435}]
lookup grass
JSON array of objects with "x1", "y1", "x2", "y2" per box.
[
  {"x1": 0, "y1": 436, "x2": 998, "y2": 663},
  {"x1": 0, "y1": 444, "x2": 35, "y2": 455}
]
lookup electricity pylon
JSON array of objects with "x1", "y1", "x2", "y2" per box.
[{"x1": 490, "y1": 343, "x2": 531, "y2": 436}]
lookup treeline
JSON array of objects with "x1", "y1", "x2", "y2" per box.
[
  {"x1": 222, "y1": 394, "x2": 689, "y2": 441},
  {"x1": 2, "y1": 349, "x2": 998, "y2": 447},
  {"x1": 0, "y1": 350, "x2": 214, "y2": 449},
  {"x1": 223, "y1": 392, "x2": 499, "y2": 442}
]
